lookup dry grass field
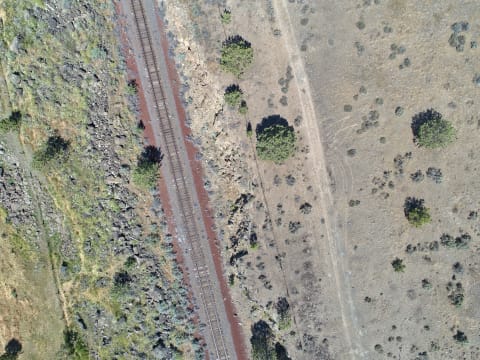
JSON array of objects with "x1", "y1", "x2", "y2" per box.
[{"x1": 163, "y1": 0, "x2": 480, "y2": 358}]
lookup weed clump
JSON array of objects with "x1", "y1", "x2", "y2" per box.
[{"x1": 220, "y1": 35, "x2": 254, "y2": 77}]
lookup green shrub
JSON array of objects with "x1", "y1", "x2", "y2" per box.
[
  {"x1": 412, "y1": 109, "x2": 456, "y2": 148},
  {"x1": 256, "y1": 116, "x2": 295, "y2": 163},
  {"x1": 132, "y1": 145, "x2": 162, "y2": 189},
  {"x1": 220, "y1": 9, "x2": 231, "y2": 24},
  {"x1": 132, "y1": 162, "x2": 159, "y2": 189},
  {"x1": 250, "y1": 321, "x2": 275, "y2": 360},
  {"x1": 404, "y1": 197, "x2": 431, "y2": 227},
  {"x1": 33, "y1": 132, "x2": 70, "y2": 166},
  {"x1": 224, "y1": 85, "x2": 242, "y2": 107},
  {"x1": 391, "y1": 258, "x2": 405, "y2": 272},
  {"x1": 220, "y1": 36, "x2": 254, "y2": 77},
  {"x1": 0, "y1": 111, "x2": 22, "y2": 132}
]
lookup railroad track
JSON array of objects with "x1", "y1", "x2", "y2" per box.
[{"x1": 129, "y1": 0, "x2": 230, "y2": 359}]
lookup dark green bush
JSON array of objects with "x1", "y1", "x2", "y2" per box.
[{"x1": 220, "y1": 36, "x2": 254, "y2": 77}]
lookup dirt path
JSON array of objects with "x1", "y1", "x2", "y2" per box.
[{"x1": 272, "y1": 1, "x2": 366, "y2": 358}]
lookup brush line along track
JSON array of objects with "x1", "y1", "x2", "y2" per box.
[{"x1": 130, "y1": 0, "x2": 230, "y2": 359}]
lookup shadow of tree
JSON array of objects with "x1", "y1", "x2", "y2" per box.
[
  {"x1": 0, "y1": 339, "x2": 22, "y2": 359},
  {"x1": 256, "y1": 114, "x2": 290, "y2": 135},
  {"x1": 411, "y1": 109, "x2": 442, "y2": 137},
  {"x1": 138, "y1": 145, "x2": 163, "y2": 167},
  {"x1": 223, "y1": 35, "x2": 251, "y2": 48},
  {"x1": 225, "y1": 84, "x2": 242, "y2": 95},
  {"x1": 403, "y1": 196, "x2": 424, "y2": 216}
]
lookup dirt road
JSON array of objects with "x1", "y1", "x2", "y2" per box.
[{"x1": 272, "y1": 1, "x2": 367, "y2": 358}]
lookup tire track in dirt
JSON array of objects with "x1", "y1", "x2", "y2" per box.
[{"x1": 272, "y1": 0, "x2": 367, "y2": 358}]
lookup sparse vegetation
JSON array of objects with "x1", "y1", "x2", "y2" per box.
[
  {"x1": 404, "y1": 197, "x2": 431, "y2": 227},
  {"x1": 422, "y1": 279, "x2": 432, "y2": 289},
  {"x1": 132, "y1": 145, "x2": 162, "y2": 189},
  {"x1": 412, "y1": 109, "x2": 456, "y2": 148},
  {"x1": 220, "y1": 35, "x2": 254, "y2": 77},
  {"x1": 440, "y1": 233, "x2": 471, "y2": 249},
  {"x1": 256, "y1": 116, "x2": 296, "y2": 163},
  {"x1": 447, "y1": 282, "x2": 464, "y2": 307}
]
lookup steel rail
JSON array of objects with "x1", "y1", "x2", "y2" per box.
[{"x1": 129, "y1": 1, "x2": 230, "y2": 359}]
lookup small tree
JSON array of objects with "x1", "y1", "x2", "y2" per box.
[
  {"x1": 391, "y1": 258, "x2": 405, "y2": 272},
  {"x1": 256, "y1": 116, "x2": 296, "y2": 163},
  {"x1": 404, "y1": 197, "x2": 431, "y2": 227},
  {"x1": 250, "y1": 320, "x2": 276, "y2": 360},
  {"x1": 411, "y1": 109, "x2": 456, "y2": 148},
  {"x1": 132, "y1": 145, "x2": 162, "y2": 189},
  {"x1": 224, "y1": 84, "x2": 242, "y2": 107},
  {"x1": 220, "y1": 36, "x2": 254, "y2": 77}
]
